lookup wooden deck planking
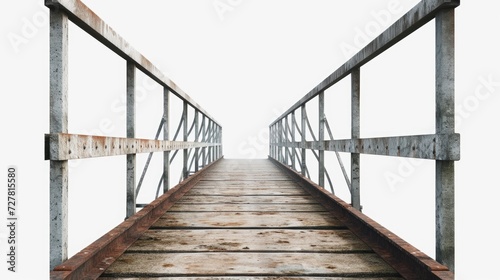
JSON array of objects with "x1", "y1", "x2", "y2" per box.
[
  {"x1": 126, "y1": 229, "x2": 371, "y2": 252},
  {"x1": 101, "y1": 159, "x2": 400, "y2": 278},
  {"x1": 103, "y1": 252, "x2": 399, "y2": 277},
  {"x1": 152, "y1": 212, "x2": 344, "y2": 229}
]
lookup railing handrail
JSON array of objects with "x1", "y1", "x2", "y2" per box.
[
  {"x1": 45, "y1": 0, "x2": 219, "y2": 125},
  {"x1": 270, "y1": 0, "x2": 459, "y2": 127},
  {"x1": 269, "y1": 0, "x2": 460, "y2": 273}
]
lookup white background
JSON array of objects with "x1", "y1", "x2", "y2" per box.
[{"x1": 1, "y1": 0, "x2": 499, "y2": 279}]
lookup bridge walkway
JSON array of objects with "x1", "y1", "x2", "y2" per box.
[{"x1": 99, "y1": 159, "x2": 402, "y2": 279}]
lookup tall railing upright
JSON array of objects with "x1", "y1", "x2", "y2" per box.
[
  {"x1": 269, "y1": 0, "x2": 460, "y2": 271},
  {"x1": 44, "y1": 0, "x2": 222, "y2": 270}
]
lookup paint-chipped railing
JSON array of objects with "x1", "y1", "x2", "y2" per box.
[
  {"x1": 44, "y1": 0, "x2": 222, "y2": 270},
  {"x1": 269, "y1": 0, "x2": 460, "y2": 272}
]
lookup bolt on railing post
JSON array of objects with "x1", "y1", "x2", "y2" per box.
[
  {"x1": 126, "y1": 61, "x2": 136, "y2": 219},
  {"x1": 182, "y1": 101, "x2": 188, "y2": 179},
  {"x1": 435, "y1": 8, "x2": 455, "y2": 272},
  {"x1": 49, "y1": 9, "x2": 69, "y2": 270},
  {"x1": 318, "y1": 91, "x2": 325, "y2": 188},
  {"x1": 301, "y1": 105, "x2": 306, "y2": 176},
  {"x1": 163, "y1": 87, "x2": 170, "y2": 192},
  {"x1": 194, "y1": 111, "x2": 200, "y2": 172},
  {"x1": 291, "y1": 111, "x2": 296, "y2": 170},
  {"x1": 351, "y1": 68, "x2": 361, "y2": 211}
]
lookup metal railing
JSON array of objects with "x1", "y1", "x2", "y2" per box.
[
  {"x1": 269, "y1": 0, "x2": 460, "y2": 271},
  {"x1": 44, "y1": 0, "x2": 222, "y2": 270}
]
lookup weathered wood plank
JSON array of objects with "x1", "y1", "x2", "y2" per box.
[
  {"x1": 103, "y1": 252, "x2": 399, "y2": 276},
  {"x1": 186, "y1": 188, "x2": 308, "y2": 196},
  {"x1": 127, "y1": 229, "x2": 371, "y2": 252},
  {"x1": 100, "y1": 277, "x2": 403, "y2": 280},
  {"x1": 195, "y1": 180, "x2": 300, "y2": 188},
  {"x1": 169, "y1": 203, "x2": 326, "y2": 212},
  {"x1": 176, "y1": 195, "x2": 318, "y2": 204},
  {"x1": 153, "y1": 212, "x2": 343, "y2": 228}
]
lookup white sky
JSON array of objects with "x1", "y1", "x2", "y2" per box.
[{"x1": 1, "y1": 0, "x2": 500, "y2": 279}]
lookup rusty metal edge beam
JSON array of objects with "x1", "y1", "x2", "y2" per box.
[
  {"x1": 268, "y1": 157, "x2": 454, "y2": 280},
  {"x1": 270, "y1": 0, "x2": 460, "y2": 126},
  {"x1": 50, "y1": 157, "x2": 223, "y2": 280},
  {"x1": 272, "y1": 133, "x2": 460, "y2": 161},
  {"x1": 44, "y1": 133, "x2": 222, "y2": 160},
  {"x1": 44, "y1": 0, "x2": 219, "y2": 126}
]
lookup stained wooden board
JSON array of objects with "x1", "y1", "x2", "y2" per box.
[
  {"x1": 195, "y1": 180, "x2": 301, "y2": 188},
  {"x1": 186, "y1": 188, "x2": 308, "y2": 196},
  {"x1": 103, "y1": 252, "x2": 399, "y2": 276},
  {"x1": 100, "y1": 277, "x2": 403, "y2": 280},
  {"x1": 153, "y1": 212, "x2": 344, "y2": 228},
  {"x1": 169, "y1": 203, "x2": 326, "y2": 212},
  {"x1": 176, "y1": 195, "x2": 318, "y2": 204},
  {"x1": 201, "y1": 177, "x2": 293, "y2": 181},
  {"x1": 127, "y1": 229, "x2": 371, "y2": 252}
]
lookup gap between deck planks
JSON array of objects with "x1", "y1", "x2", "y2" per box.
[{"x1": 100, "y1": 159, "x2": 402, "y2": 279}]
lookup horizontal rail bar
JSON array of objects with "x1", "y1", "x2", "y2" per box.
[
  {"x1": 271, "y1": 133, "x2": 460, "y2": 161},
  {"x1": 45, "y1": 133, "x2": 221, "y2": 160},
  {"x1": 271, "y1": 0, "x2": 460, "y2": 126},
  {"x1": 44, "y1": 0, "x2": 219, "y2": 126},
  {"x1": 50, "y1": 158, "x2": 222, "y2": 280},
  {"x1": 269, "y1": 157, "x2": 453, "y2": 279}
]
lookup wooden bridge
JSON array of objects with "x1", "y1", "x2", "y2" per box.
[{"x1": 45, "y1": 0, "x2": 460, "y2": 279}]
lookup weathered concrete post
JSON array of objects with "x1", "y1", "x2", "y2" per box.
[
  {"x1": 49, "y1": 8, "x2": 69, "y2": 270},
  {"x1": 194, "y1": 110, "x2": 200, "y2": 172},
  {"x1": 183, "y1": 101, "x2": 188, "y2": 179},
  {"x1": 163, "y1": 88, "x2": 170, "y2": 192},
  {"x1": 318, "y1": 91, "x2": 325, "y2": 188},
  {"x1": 435, "y1": 8, "x2": 455, "y2": 272},
  {"x1": 351, "y1": 68, "x2": 361, "y2": 211},
  {"x1": 126, "y1": 61, "x2": 136, "y2": 218},
  {"x1": 291, "y1": 111, "x2": 296, "y2": 170},
  {"x1": 301, "y1": 105, "x2": 306, "y2": 176}
]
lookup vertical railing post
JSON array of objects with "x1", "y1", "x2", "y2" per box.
[
  {"x1": 201, "y1": 115, "x2": 207, "y2": 167},
  {"x1": 49, "y1": 9, "x2": 69, "y2": 270},
  {"x1": 285, "y1": 115, "x2": 289, "y2": 166},
  {"x1": 163, "y1": 88, "x2": 170, "y2": 192},
  {"x1": 207, "y1": 120, "x2": 213, "y2": 163},
  {"x1": 318, "y1": 92, "x2": 325, "y2": 188},
  {"x1": 301, "y1": 105, "x2": 306, "y2": 176},
  {"x1": 277, "y1": 121, "x2": 281, "y2": 162},
  {"x1": 219, "y1": 125, "x2": 223, "y2": 158},
  {"x1": 126, "y1": 61, "x2": 136, "y2": 218},
  {"x1": 291, "y1": 111, "x2": 296, "y2": 170},
  {"x1": 271, "y1": 124, "x2": 275, "y2": 159},
  {"x1": 435, "y1": 8, "x2": 455, "y2": 272},
  {"x1": 182, "y1": 101, "x2": 188, "y2": 179},
  {"x1": 351, "y1": 68, "x2": 361, "y2": 211},
  {"x1": 194, "y1": 111, "x2": 200, "y2": 172}
]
